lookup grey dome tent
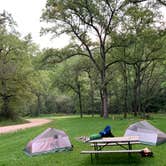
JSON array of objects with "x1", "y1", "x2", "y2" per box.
[
  {"x1": 124, "y1": 120, "x2": 166, "y2": 145},
  {"x1": 24, "y1": 128, "x2": 72, "y2": 156}
]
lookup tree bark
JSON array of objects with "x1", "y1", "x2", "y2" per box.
[
  {"x1": 1, "y1": 80, "x2": 12, "y2": 119},
  {"x1": 137, "y1": 66, "x2": 141, "y2": 116},
  {"x1": 77, "y1": 83, "x2": 83, "y2": 118},
  {"x1": 100, "y1": 89, "x2": 103, "y2": 117},
  {"x1": 89, "y1": 74, "x2": 95, "y2": 117},
  {"x1": 132, "y1": 64, "x2": 141, "y2": 117},
  {"x1": 123, "y1": 63, "x2": 128, "y2": 119},
  {"x1": 36, "y1": 94, "x2": 42, "y2": 116},
  {"x1": 102, "y1": 87, "x2": 108, "y2": 118},
  {"x1": 100, "y1": 70, "x2": 109, "y2": 118}
]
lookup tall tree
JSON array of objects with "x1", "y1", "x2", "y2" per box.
[
  {"x1": 52, "y1": 59, "x2": 85, "y2": 118},
  {"x1": 118, "y1": 6, "x2": 166, "y2": 116},
  {"x1": 41, "y1": 0, "x2": 132, "y2": 118},
  {"x1": 0, "y1": 21, "x2": 38, "y2": 119},
  {"x1": 0, "y1": 34, "x2": 29, "y2": 118}
]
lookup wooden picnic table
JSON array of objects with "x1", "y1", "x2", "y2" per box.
[{"x1": 81, "y1": 136, "x2": 142, "y2": 163}]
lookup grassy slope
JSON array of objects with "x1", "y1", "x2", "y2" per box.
[{"x1": 0, "y1": 115, "x2": 166, "y2": 166}]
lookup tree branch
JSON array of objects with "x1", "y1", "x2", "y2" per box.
[{"x1": 68, "y1": 22, "x2": 101, "y2": 72}]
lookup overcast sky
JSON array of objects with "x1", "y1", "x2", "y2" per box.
[
  {"x1": 0, "y1": 0, "x2": 70, "y2": 49},
  {"x1": 0, "y1": 1, "x2": 166, "y2": 50}
]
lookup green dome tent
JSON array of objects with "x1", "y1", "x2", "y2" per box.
[{"x1": 124, "y1": 121, "x2": 166, "y2": 145}]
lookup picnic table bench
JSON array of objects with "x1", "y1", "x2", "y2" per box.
[
  {"x1": 81, "y1": 136, "x2": 142, "y2": 163},
  {"x1": 90, "y1": 141, "x2": 140, "y2": 147}
]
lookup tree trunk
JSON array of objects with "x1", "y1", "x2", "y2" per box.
[
  {"x1": 1, "y1": 96, "x2": 10, "y2": 118},
  {"x1": 36, "y1": 94, "x2": 42, "y2": 116},
  {"x1": 100, "y1": 68, "x2": 109, "y2": 118},
  {"x1": 132, "y1": 75, "x2": 138, "y2": 116},
  {"x1": 102, "y1": 87, "x2": 108, "y2": 118},
  {"x1": 100, "y1": 84, "x2": 108, "y2": 118},
  {"x1": 88, "y1": 73, "x2": 95, "y2": 117},
  {"x1": 77, "y1": 83, "x2": 83, "y2": 118},
  {"x1": 123, "y1": 63, "x2": 128, "y2": 119},
  {"x1": 132, "y1": 65, "x2": 141, "y2": 117},
  {"x1": 137, "y1": 67, "x2": 141, "y2": 116},
  {"x1": 90, "y1": 79, "x2": 95, "y2": 117},
  {"x1": 1, "y1": 80, "x2": 12, "y2": 119},
  {"x1": 100, "y1": 89, "x2": 103, "y2": 117}
]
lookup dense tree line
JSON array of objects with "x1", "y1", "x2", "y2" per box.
[
  {"x1": 41, "y1": 0, "x2": 166, "y2": 118},
  {"x1": 0, "y1": 1, "x2": 166, "y2": 120}
]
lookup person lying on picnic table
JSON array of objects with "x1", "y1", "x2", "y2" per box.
[
  {"x1": 90, "y1": 125, "x2": 114, "y2": 140},
  {"x1": 99, "y1": 125, "x2": 114, "y2": 137}
]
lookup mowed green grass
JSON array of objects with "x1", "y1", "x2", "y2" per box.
[{"x1": 0, "y1": 115, "x2": 166, "y2": 166}]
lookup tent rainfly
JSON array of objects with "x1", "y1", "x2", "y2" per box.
[
  {"x1": 24, "y1": 128, "x2": 72, "y2": 156},
  {"x1": 124, "y1": 120, "x2": 166, "y2": 145}
]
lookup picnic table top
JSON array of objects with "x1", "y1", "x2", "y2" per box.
[{"x1": 89, "y1": 136, "x2": 139, "y2": 143}]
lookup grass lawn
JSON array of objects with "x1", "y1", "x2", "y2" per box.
[{"x1": 0, "y1": 114, "x2": 166, "y2": 166}]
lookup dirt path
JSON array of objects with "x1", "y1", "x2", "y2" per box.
[{"x1": 0, "y1": 118, "x2": 52, "y2": 134}]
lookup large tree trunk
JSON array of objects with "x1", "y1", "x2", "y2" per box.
[
  {"x1": 102, "y1": 86, "x2": 108, "y2": 118},
  {"x1": 100, "y1": 71, "x2": 109, "y2": 118},
  {"x1": 100, "y1": 56, "x2": 109, "y2": 118}
]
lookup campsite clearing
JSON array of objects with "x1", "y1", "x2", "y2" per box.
[{"x1": 0, "y1": 115, "x2": 166, "y2": 166}]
